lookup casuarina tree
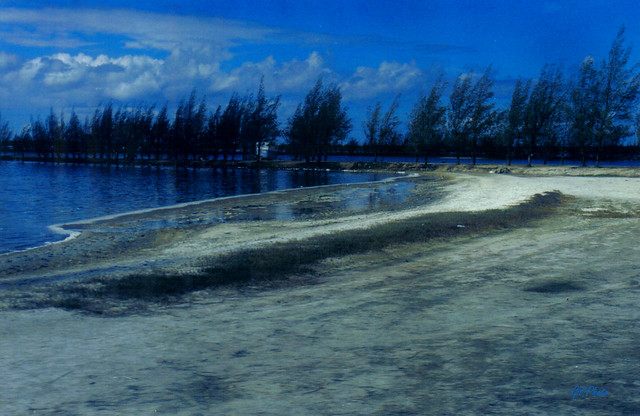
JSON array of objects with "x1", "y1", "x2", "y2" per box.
[
  {"x1": 448, "y1": 66, "x2": 495, "y2": 165},
  {"x1": 286, "y1": 78, "x2": 351, "y2": 162},
  {"x1": 407, "y1": 77, "x2": 447, "y2": 165}
]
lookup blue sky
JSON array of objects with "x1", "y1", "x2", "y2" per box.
[{"x1": 1, "y1": 0, "x2": 639, "y2": 141}]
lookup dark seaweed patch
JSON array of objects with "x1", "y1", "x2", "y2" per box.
[
  {"x1": 34, "y1": 191, "x2": 569, "y2": 314},
  {"x1": 524, "y1": 280, "x2": 583, "y2": 293}
]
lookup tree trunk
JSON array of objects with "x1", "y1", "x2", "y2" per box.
[{"x1": 471, "y1": 141, "x2": 477, "y2": 165}]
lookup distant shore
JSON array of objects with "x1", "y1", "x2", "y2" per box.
[{"x1": 3, "y1": 154, "x2": 640, "y2": 177}]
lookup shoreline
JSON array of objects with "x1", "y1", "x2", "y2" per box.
[
  {"x1": 4, "y1": 155, "x2": 640, "y2": 176},
  {"x1": 3, "y1": 160, "x2": 638, "y2": 258},
  {"x1": 3, "y1": 168, "x2": 640, "y2": 413},
  {"x1": 0, "y1": 165, "x2": 405, "y2": 257},
  {"x1": 2, "y1": 169, "x2": 640, "y2": 294},
  {"x1": 0, "y1": 172, "x2": 415, "y2": 258},
  {"x1": 2, "y1": 169, "x2": 640, "y2": 312},
  {"x1": 0, "y1": 174, "x2": 444, "y2": 284}
]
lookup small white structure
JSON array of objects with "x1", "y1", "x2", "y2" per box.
[{"x1": 257, "y1": 143, "x2": 277, "y2": 160}]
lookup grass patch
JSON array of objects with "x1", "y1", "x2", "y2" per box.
[{"x1": 47, "y1": 191, "x2": 568, "y2": 313}]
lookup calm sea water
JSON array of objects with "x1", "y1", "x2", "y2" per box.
[
  {"x1": 290, "y1": 154, "x2": 640, "y2": 166},
  {"x1": 0, "y1": 161, "x2": 394, "y2": 254}
]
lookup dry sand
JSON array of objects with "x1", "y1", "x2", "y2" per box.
[
  {"x1": 160, "y1": 171, "x2": 640, "y2": 261},
  {"x1": 2, "y1": 167, "x2": 640, "y2": 415}
]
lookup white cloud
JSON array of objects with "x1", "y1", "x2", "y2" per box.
[
  {"x1": 340, "y1": 61, "x2": 424, "y2": 100},
  {"x1": 209, "y1": 52, "x2": 334, "y2": 94},
  {"x1": 0, "y1": 44, "x2": 429, "y2": 125},
  {"x1": 0, "y1": 7, "x2": 277, "y2": 56},
  {"x1": 0, "y1": 51, "x2": 165, "y2": 111},
  {"x1": 0, "y1": 48, "x2": 335, "y2": 112},
  {"x1": 275, "y1": 52, "x2": 333, "y2": 91},
  {"x1": 0, "y1": 6, "x2": 437, "y2": 134}
]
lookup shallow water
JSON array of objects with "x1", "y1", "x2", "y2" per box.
[
  {"x1": 0, "y1": 174, "x2": 443, "y2": 289},
  {"x1": 1, "y1": 194, "x2": 639, "y2": 414},
  {"x1": 0, "y1": 161, "x2": 395, "y2": 254},
  {"x1": 69, "y1": 177, "x2": 424, "y2": 233}
]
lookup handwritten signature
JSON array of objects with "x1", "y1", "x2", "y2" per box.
[{"x1": 572, "y1": 385, "x2": 608, "y2": 399}]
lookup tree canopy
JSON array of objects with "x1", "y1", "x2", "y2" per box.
[
  {"x1": 4, "y1": 26, "x2": 640, "y2": 166},
  {"x1": 285, "y1": 79, "x2": 351, "y2": 162}
]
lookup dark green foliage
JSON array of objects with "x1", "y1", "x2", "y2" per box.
[
  {"x1": 5, "y1": 26, "x2": 640, "y2": 165},
  {"x1": 568, "y1": 57, "x2": 599, "y2": 167},
  {"x1": 64, "y1": 111, "x2": 84, "y2": 160},
  {"x1": 501, "y1": 79, "x2": 531, "y2": 165},
  {"x1": 202, "y1": 106, "x2": 221, "y2": 161},
  {"x1": 218, "y1": 94, "x2": 245, "y2": 161},
  {"x1": 3, "y1": 85, "x2": 278, "y2": 164},
  {"x1": 448, "y1": 66, "x2": 495, "y2": 165},
  {"x1": 364, "y1": 94, "x2": 401, "y2": 162},
  {"x1": 241, "y1": 78, "x2": 281, "y2": 161},
  {"x1": 591, "y1": 27, "x2": 640, "y2": 164},
  {"x1": 363, "y1": 101, "x2": 382, "y2": 158},
  {"x1": 172, "y1": 90, "x2": 206, "y2": 160},
  {"x1": 286, "y1": 78, "x2": 351, "y2": 162},
  {"x1": 101, "y1": 103, "x2": 114, "y2": 161},
  {"x1": 12, "y1": 125, "x2": 30, "y2": 159},
  {"x1": 31, "y1": 118, "x2": 48, "y2": 158},
  {"x1": 523, "y1": 64, "x2": 565, "y2": 165},
  {"x1": 567, "y1": 27, "x2": 640, "y2": 166},
  {"x1": 152, "y1": 104, "x2": 171, "y2": 160},
  {"x1": 0, "y1": 112, "x2": 12, "y2": 154},
  {"x1": 49, "y1": 109, "x2": 65, "y2": 160},
  {"x1": 408, "y1": 77, "x2": 447, "y2": 164}
]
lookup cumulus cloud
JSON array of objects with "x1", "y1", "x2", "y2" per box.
[
  {"x1": 0, "y1": 6, "x2": 438, "y2": 134},
  {"x1": 0, "y1": 51, "x2": 165, "y2": 112},
  {"x1": 0, "y1": 47, "x2": 336, "y2": 112},
  {"x1": 208, "y1": 52, "x2": 334, "y2": 94},
  {"x1": 340, "y1": 61, "x2": 424, "y2": 100}
]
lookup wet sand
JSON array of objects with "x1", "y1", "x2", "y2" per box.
[
  {"x1": 2, "y1": 168, "x2": 640, "y2": 414},
  {"x1": 0, "y1": 175, "x2": 442, "y2": 286}
]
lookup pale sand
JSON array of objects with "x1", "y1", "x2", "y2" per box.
[
  {"x1": 159, "y1": 172, "x2": 640, "y2": 262},
  {"x1": 2, "y1": 170, "x2": 640, "y2": 414},
  {"x1": 2, "y1": 171, "x2": 639, "y2": 282}
]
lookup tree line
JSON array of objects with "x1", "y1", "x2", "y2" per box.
[
  {"x1": 1, "y1": 27, "x2": 640, "y2": 166},
  {"x1": 2, "y1": 79, "x2": 282, "y2": 164},
  {"x1": 377, "y1": 27, "x2": 640, "y2": 166},
  {"x1": 0, "y1": 78, "x2": 352, "y2": 165}
]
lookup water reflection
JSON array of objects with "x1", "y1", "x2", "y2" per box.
[
  {"x1": 88, "y1": 176, "x2": 439, "y2": 234},
  {"x1": 0, "y1": 162, "x2": 396, "y2": 253}
]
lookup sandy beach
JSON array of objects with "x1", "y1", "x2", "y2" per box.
[{"x1": 2, "y1": 166, "x2": 640, "y2": 414}]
